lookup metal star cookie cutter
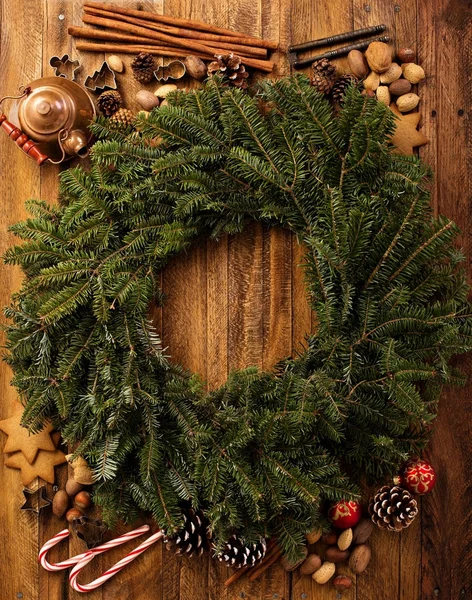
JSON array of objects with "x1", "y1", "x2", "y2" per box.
[
  {"x1": 20, "y1": 485, "x2": 52, "y2": 515},
  {"x1": 49, "y1": 54, "x2": 82, "y2": 81},
  {"x1": 154, "y1": 60, "x2": 186, "y2": 83},
  {"x1": 84, "y1": 61, "x2": 117, "y2": 92}
]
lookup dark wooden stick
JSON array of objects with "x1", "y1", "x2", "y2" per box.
[
  {"x1": 69, "y1": 26, "x2": 267, "y2": 58},
  {"x1": 288, "y1": 24, "x2": 386, "y2": 53},
  {"x1": 81, "y1": 14, "x2": 274, "y2": 71},
  {"x1": 84, "y1": 1, "x2": 279, "y2": 49},
  {"x1": 84, "y1": 5, "x2": 271, "y2": 52}
]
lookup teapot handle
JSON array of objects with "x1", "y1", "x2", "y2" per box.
[{"x1": 0, "y1": 113, "x2": 49, "y2": 165}]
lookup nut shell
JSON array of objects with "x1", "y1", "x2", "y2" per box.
[
  {"x1": 154, "y1": 84, "x2": 178, "y2": 98},
  {"x1": 280, "y1": 546, "x2": 308, "y2": 571},
  {"x1": 352, "y1": 518, "x2": 374, "y2": 544},
  {"x1": 325, "y1": 546, "x2": 350, "y2": 563},
  {"x1": 66, "y1": 508, "x2": 83, "y2": 523},
  {"x1": 74, "y1": 490, "x2": 92, "y2": 510},
  {"x1": 52, "y1": 490, "x2": 69, "y2": 518},
  {"x1": 321, "y1": 530, "x2": 338, "y2": 545},
  {"x1": 402, "y1": 63, "x2": 425, "y2": 84},
  {"x1": 379, "y1": 62, "x2": 402, "y2": 84},
  {"x1": 347, "y1": 50, "x2": 369, "y2": 78},
  {"x1": 337, "y1": 528, "x2": 353, "y2": 551},
  {"x1": 136, "y1": 90, "x2": 160, "y2": 111},
  {"x1": 300, "y1": 554, "x2": 322, "y2": 575},
  {"x1": 333, "y1": 576, "x2": 353, "y2": 591},
  {"x1": 397, "y1": 47, "x2": 415, "y2": 63},
  {"x1": 396, "y1": 93, "x2": 420, "y2": 113},
  {"x1": 365, "y1": 41, "x2": 393, "y2": 73},
  {"x1": 348, "y1": 544, "x2": 371, "y2": 574},
  {"x1": 376, "y1": 86, "x2": 391, "y2": 106},
  {"x1": 306, "y1": 529, "x2": 322, "y2": 544},
  {"x1": 388, "y1": 79, "x2": 412, "y2": 96},
  {"x1": 363, "y1": 71, "x2": 380, "y2": 91},
  {"x1": 312, "y1": 561, "x2": 336, "y2": 584},
  {"x1": 108, "y1": 55, "x2": 124, "y2": 73},
  {"x1": 184, "y1": 55, "x2": 207, "y2": 80}
]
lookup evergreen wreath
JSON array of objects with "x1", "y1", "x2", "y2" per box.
[{"x1": 4, "y1": 75, "x2": 472, "y2": 561}]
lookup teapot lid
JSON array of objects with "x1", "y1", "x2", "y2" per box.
[{"x1": 19, "y1": 84, "x2": 72, "y2": 136}]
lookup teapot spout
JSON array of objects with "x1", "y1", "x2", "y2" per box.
[{"x1": 61, "y1": 129, "x2": 90, "y2": 158}]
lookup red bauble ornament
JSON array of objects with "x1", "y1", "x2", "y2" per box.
[
  {"x1": 401, "y1": 458, "x2": 437, "y2": 495},
  {"x1": 328, "y1": 500, "x2": 362, "y2": 529}
]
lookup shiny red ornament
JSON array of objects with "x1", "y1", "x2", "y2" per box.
[
  {"x1": 401, "y1": 458, "x2": 437, "y2": 495},
  {"x1": 328, "y1": 500, "x2": 362, "y2": 529}
]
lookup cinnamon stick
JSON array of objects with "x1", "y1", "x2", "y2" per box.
[
  {"x1": 70, "y1": 25, "x2": 267, "y2": 58},
  {"x1": 247, "y1": 549, "x2": 283, "y2": 582},
  {"x1": 223, "y1": 538, "x2": 278, "y2": 588},
  {"x1": 75, "y1": 41, "x2": 209, "y2": 61},
  {"x1": 84, "y1": 1, "x2": 278, "y2": 50},
  {"x1": 84, "y1": 5, "x2": 270, "y2": 52}
]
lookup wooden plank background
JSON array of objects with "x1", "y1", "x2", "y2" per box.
[{"x1": 0, "y1": 0, "x2": 471, "y2": 598}]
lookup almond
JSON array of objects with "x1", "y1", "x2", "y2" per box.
[
  {"x1": 396, "y1": 93, "x2": 420, "y2": 112},
  {"x1": 365, "y1": 41, "x2": 393, "y2": 73},
  {"x1": 347, "y1": 49, "x2": 369, "y2": 78},
  {"x1": 154, "y1": 84, "x2": 177, "y2": 98},
  {"x1": 379, "y1": 62, "x2": 402, "y2": 84},
  {"x1": 349, "y1": 544, "x2": 371, "y2": 573},
  {"x1": 402, "y1": 63, "x2": 425, "y2": 84},
  {"x1": 325, "y1": 546, "x2": 350, "y2": 563},
  {"x1": 388, "y1": 79, "x2": 412, "y2": 96},
  {"x1": 312, "y1": 561, "x2": 336, "y2": 584},
  {"x1": 376, "y1": 86, "x2": 391, "y2": 106},
  {"x1": 300, "y1": 554, "x2": 322, "y2": 575},
  {"x1": 108, "y1": 55, "x2": 124, "y2": 73},
  {"x1": 306, "y1": 528, "x2": 322, "y2": 544},
  {"x1": 352, "y1": 518, "x2": 374, "y2": 544},
  {"x1": 363, "y1": 71, "x2": 380, "y2": 91},
  {"x1": 337, "y1": 528, "x2": 353, "y2": 551}
]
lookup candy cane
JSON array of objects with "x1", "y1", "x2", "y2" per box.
[
  {"x1": 39, "y1": 525, "x2": 150, "y2": 572},
  {"x1": 69, "y1": 530, "x2": 164, "y2": 593}
]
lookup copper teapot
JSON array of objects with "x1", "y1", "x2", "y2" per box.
[{"x1": 0, "y1": 77, "x2": 96, "y2": 165}]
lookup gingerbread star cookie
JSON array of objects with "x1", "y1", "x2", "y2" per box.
[
  {"x1": 0, "y1": 401, "x2": 55, "y2": 463},
  {"x1": 4, "y1": 449, "x2": 67, "y2": 486},
  {"x1": 388, "y1": 104, "x2": 429, "y2": 155}
]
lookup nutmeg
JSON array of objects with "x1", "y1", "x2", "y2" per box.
[
  {"x1": 348, "y1": 544, "x2": 371, "y2": 573},
  {"x1": 65, "y1": 508, "x2": 83, "y2": 523},
  {"x1": 333, "y1": 576, "x2": 353, "y2": 591},
  {"x1": 74, "y1": 490, "x2": 92, "y2": 510},
  {"x1": 325, "y1": 546, "x2": 350, "y2": 563},
  {"x1": 52, "y1": 490, "x2": 69, "y2": 518},
  {"x1": 363, "y1": 71, "x2": 380, "y2": 91},
  {"x1": 300, "y1": 553, "x2": 322, "y2": 575},
  {"x1": 312, "y1": 561, "x2": 335, "y2": 585},
  {"x1": 365, "y1": 41, "x2": 393, "y2": 73},
  {"x1": 396, "y1": 93, "x2": 420, "y2": 113},
  {"x1": 388, "y1": 79, "x2": 412, "y2": 96},
  {"x1": 397, "y1": 47, "x2": 415, "y2": 63},
  {"x1": 347, "y1": 49, "x2": 369, "y2": 78},
  {"x1": 184, "y1": 55, "x2": 207, "y2": 80},
  {"x1": 402, "y1": 63, "x2": 425, "y2": 84}
]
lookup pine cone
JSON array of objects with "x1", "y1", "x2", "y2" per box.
[
  {"x1": 218, "y1": 535, "x2": 267, "y2": 568},
  {"x1": 97, "y1": 90, "x2": 122, "y2": 117},
  {"x1": 369, "y1": 485, "x2": 418, "y2": 531},
  {"x1": 311, "y1": 58, "x2": 337, "y2": 95},
  {"x1": 131, "y1": 52, "x2": 156, "y2": 83},
  {"x1": 331, "y1": 74, "x2": 359, "y2": 104},
  {"x1": 110, "y1": 108, "x2": 134, "y2": 128},
  {"x1": 207, "y1": 53, "x2": 249, "y2": 89},
  {"x1": 164, "y1": 507, "x2": 211, "y2": 556}
]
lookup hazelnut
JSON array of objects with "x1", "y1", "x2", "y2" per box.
[
  {"x1": 66, "y1": 508, "x2": 83, "y2": 523},
  {"x1": 74, "y1": 491, "x2": 92, "y2": 510},
  {"x1": 397, "y1": 47, "x2": 415, "y2": 63},
  {"x1": 333, "y1": 576, "x2": 353, "y2": 591}
]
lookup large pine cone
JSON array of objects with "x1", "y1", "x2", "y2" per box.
[
  {"x1": 207, "y1": 53, "x2": 249, "y2": 89},
  {"x1": 311, "y1": 58, "x2": 337, "y2": 95},
  {"x1": 131, "y1": 52, "x2": 156, "y2": 83},
  {"x1": 218, "y1": 535, "x2": 267, "y2": 568},
  {"x1": 110, "y1": 108, "x2": 135, "y2": 128},
  {"x1": 369, "y1": 485, "x2": 418, "y2": 531},
  {"x1": 97, "y1": 90, "x2": 122, "y2": 117},
  {"x1": 164, "y1": 507, "x2": 211, "y2": 557},
  {"x1": 331, "y1": 74, "x2": 359, "y2": 104}
]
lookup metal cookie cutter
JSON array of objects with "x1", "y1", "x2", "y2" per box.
[
  {"x1": 84, "y1": 61, "x2": 117, "y2": 92},
  {"x1": 154, "y1": 60, "x2": 186, "y2": 83},
  {"x1": 49, "y1": 54, "x2": 81, "y2": 81}
]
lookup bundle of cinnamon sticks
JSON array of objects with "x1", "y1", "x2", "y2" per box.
[
  {"x1": 224, "y1": 539, "x2": 283, "y2": 587},
  {"x1": 69, "y1": 1, "x2": 276, "y2": 73}
]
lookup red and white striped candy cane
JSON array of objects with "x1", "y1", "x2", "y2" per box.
[
  {"x1": 69, "y1": 530, "x2": 164, "y2": 593},
  {"x1": 39, "y1": 525, "x2": 151, "y2": 572}
]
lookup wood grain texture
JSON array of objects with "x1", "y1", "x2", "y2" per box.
[{"x1": 0, "y1": 0, "x2": 471, "y2": 598}]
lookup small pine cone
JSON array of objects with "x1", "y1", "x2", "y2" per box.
[
  {"x1": 207, "y1": 53, "x2": 249, "y2": 89},
  {"x1": 331, "y1": 74, "x2": 359, "y2": 104},
  {"x1": 110, "y1": 108, "x2": 134, "y2": 128},
  {"x1": 369, "y1": 485, "x2": 418, "y2": 531},
  {"x1": 97, "y1": 90, "x2": 122, "y2": 117},
  {"x1": 131, "y1": 52, "x2": 156, "y2": 83},
  {"x1": 311, "y1": 58, "x2": 337, "y2": 94},
  {"x1": 164, "y1": 507, "x2": 211, "y2": 557},
  {"x1": 218, "y1": 535, "x2": 267, "y2": 568}
]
